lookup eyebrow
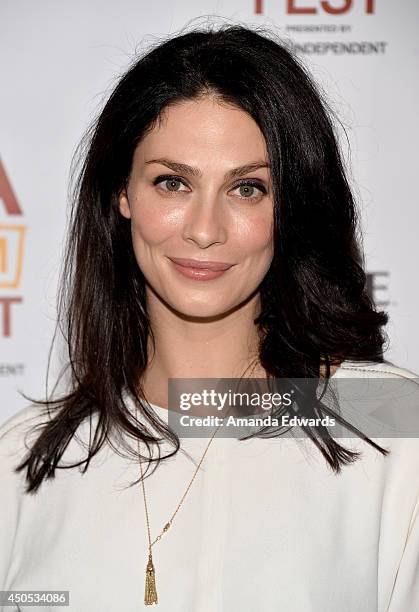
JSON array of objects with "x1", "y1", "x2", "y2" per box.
[{"x1": 145, "y1": 157, "x2": 270, "y2": 181}]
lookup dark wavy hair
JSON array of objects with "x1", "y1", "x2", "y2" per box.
[{"x1": 13, "y1": 21, "x2": 390, "y2": 493}]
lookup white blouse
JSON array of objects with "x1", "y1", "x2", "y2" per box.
[{"x1": 0, "y1": 360, "x2": 418, "y2": 611}]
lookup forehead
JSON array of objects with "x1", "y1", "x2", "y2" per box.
[{"x1": 134, "y1": 96, "x2": 268, "y2": 163}]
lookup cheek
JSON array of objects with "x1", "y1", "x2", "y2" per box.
[
  {"x1": 238, "y1": 215, "x2": 274, "y2": 256},
  {"x1": 130, "y1": 201, "x2": 178, "y2": 245},
  {"x1": 128, "y1": 195, "x2": 273, "y2": 256}
]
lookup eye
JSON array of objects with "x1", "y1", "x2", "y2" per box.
[
  {"x1": 153, "y1": 175, "x2": 189, "y2": 193},
  {"x1": 230, "y1": 180, "x2": 267, "y2": 200},
  {"x1": 152, "y1": 175, "x2": 268, "y2": 200}
]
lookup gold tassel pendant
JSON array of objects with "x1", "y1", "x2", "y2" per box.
[{"x1": 144, "y1": 551, "x2": 158, "y2": 605}]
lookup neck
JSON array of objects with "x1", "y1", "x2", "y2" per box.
[{"x1": 140, "y1": 290, "x2": 266, "y2": 409}]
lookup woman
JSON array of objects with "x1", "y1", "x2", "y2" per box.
[{"x1": 1, "y1": 23, "x2": 418, "y2": 611}]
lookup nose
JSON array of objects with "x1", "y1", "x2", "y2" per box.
[{"x1": 182, "y1": 194, "x2": 227, "y2": 248}]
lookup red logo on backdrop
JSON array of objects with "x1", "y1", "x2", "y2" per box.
[
  {"x1": 0, "y1": 158, "x2": 26, "y2": 338},
  {"x1": 255, "y1": 0, "x2": 375, "y2": 14}
]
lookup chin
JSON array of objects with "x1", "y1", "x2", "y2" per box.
[{"x1": 170, "y1": 300, "x2": 234, "y2": 320}]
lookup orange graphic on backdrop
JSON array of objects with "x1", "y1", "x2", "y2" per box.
[
  {"x1": 0, "y1": 224, "x2": 26, "y2": 288},
  {"x1": 0, "y1": 158, "x2": 26, "y2": 289}
]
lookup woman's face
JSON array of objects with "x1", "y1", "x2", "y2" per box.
[{"x1": 118, "y1": 96, "x2": 274, "y2": 319}]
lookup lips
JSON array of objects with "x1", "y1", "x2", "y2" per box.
[{"x1": 168, "y1": 257, "x2": 234, "y2": 271}]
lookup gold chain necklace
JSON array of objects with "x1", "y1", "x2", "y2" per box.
[
  {"x1": 138, "y1": 407, "x2": 224, "y2": 606},
  {"x1": 135, "y1": 363, "x2": 414, "y2": 605}
]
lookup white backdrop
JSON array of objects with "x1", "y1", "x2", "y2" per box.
[{"x1": 1, "y1": 0, "x2": 418, "y2": 425}]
